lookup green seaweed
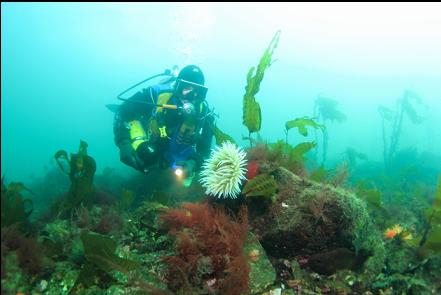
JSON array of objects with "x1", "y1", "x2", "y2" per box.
[
  {"x1": 266, "y1": 140, "x2": 316, "y2": 173},
  {"x1": 310, "y1": 166, "x2": 329, "y2": 183},
  {"x1": 266, "y1": 140, "x2": 288, "y2": 162},
  {"x1": 419, "y1": 176, "x2": 441, "y2": 254},
  {"x1": 243, "y1": 95, "x2": 261, "y2": 135},
  {"x1": 372, "y1": 273, "x2": 431, "y2": 294},
  {"x1": 243, "y1": 30, "x2": 280, "y2": 145},
  {"x1": 1, "y1": 179, "x2": 34, "y2": 228},
  {"x1": 422, "y1": 227, "x2": 441, "y2": 253},
  {"x1": 71, "y1": 231, "x2": 141, "y2": 292},
  {"x1": 285, "y1": 116, "x2": 325, "y2": 137},
  {"x1": 242, "y1": 173, "x2": 278, "y2": 199},
  {"x1": 118, "y1": 189, "x2": 135, "y2": 211},
  {"x1": 212, "y1": 124, "x2": 236, "y2": 145},
  {"x1": 289, "y1": 141, "x2": 317, "y2": 163},
  {"x1": 354, "y1": 181, "x2": 390, "y2": 227},
  {"x1": 80, "y1": 231, "x2": 140, "y2": 273}
]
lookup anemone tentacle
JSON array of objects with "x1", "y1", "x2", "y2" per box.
[{"x1": 199, "y1": 141, "x2": 247, "y2": 199}]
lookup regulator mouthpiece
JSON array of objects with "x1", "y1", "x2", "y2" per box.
[{"x1": 182, "y1": 102, "x2": 196, "y2": 116}]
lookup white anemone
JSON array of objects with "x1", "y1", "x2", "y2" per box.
[{"x1": 199, "y1": 141, "x2": 248, "y2": 199}]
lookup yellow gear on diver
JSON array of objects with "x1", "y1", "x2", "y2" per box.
[
  {"x1": 159, "y1": 126, "x2": 168, "y2": 138},
  {"x1": 128, "y1": 120, "x2": 148, "y2": 150},
  {"x1": 154, "y1": 92, "x2": 173, "y2": 138}
]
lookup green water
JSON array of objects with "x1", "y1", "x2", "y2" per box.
[{"x1": 1, "y1": 3, "x2": 441, "y2": 294}]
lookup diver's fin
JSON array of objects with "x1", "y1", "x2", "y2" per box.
[{"x1": 106, "y1": 104, "x2": 120, "y2": 113}]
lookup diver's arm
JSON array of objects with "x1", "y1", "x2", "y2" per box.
[{"x1": 113, "y1": 109, "x2": 130, "y2": 146}]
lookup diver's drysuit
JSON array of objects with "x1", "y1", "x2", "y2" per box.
[{"x1": 113, "y1": 79, "x2": 215, "y2": 175}]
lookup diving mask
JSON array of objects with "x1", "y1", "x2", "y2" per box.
[{"x1": 175, "y1": 79, "x2": 208, "y2": 102}]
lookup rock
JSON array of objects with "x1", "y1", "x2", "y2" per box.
[
  {"x1": 249, "y1": 167, "x2": 384, "y2": 277},
  {"x1": 307, "y1": 247, "x2": 360, "y2": 275},
  {"x1": 245, "y1": 233, "x2": 277, "y2": 294}
]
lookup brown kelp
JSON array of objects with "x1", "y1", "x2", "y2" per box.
[
  {"x1": 378, "y1": 90, "x2": 426, "y2": 170},
  {"x1": 54, "y1": 140, "x2": 97, "y2": 216},
  {"x1": 313, "y1": 95, "x2": 347, "y2": 166},
  {"x1": 70, "y1": 231, "x2": 141, "y2": 292},
  {"x1": 243, "y1": 30, "x2": 280, "y2": 146},
  {"x1": 1, "y1": 178, "x2": 34, "y2": 229}
]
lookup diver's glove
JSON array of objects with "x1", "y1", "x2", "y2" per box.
[
  {"x1": 119, "y1": 140, "x2": 145, "y2": 171},
  {"x1": 136, "y1": 141, "x2": 157, "y2": 167}
]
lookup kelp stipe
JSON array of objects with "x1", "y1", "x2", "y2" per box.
[
  {"x1": 418, "y1": 176, "x2": 441, "y2": 255},
  {"x1": 378, "y1": 90, "x2": 426, "y2": 170},
  {"x1": 313, "y1": 95, "x2": 346, "y2": 166}
]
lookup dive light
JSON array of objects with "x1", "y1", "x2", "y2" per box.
[
  {"x1": 172, "y1": 162, "x2": 195, "y2": 187},
  {"x1": 174, "y1": 166, "x2": 184, "y2": 178}
]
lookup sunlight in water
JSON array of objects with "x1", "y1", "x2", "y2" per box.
[{"x1": 170, "y1": 3, "x2": 216, "y2": 65}]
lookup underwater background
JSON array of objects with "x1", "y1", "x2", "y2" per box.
[
  {"x1": 3, "y1": 3, "x2": 441, "y2": 183},
  {"x1": 2, "y1": 3, "x2": 441, "y2": 295}
]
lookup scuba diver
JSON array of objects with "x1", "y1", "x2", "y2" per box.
[{"x1": 111, "y1": 65, "x2": 215, "y2": 187}]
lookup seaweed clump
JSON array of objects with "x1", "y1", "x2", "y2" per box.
[
  {"x1": 53, "y1": 140, "x2": 97, "y2": 217},
  {"x1": 1, "y1": 225, "x2": 44, "y2": 277},
  {"x1": 159, "y1": 202, "x2": 250, "y2": 295},
  {"x1": 418, "y1": 175, "x2": 441, "y2": 256},
  {"x1": 1, "y1": 178, "x2": 34, "y2": 230}
]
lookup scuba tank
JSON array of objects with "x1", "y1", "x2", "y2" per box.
[{"x1": 128, "y1": 120, "x2": 149, "y2": 151}]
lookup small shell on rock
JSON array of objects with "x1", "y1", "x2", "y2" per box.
[{"x1": 248, "y1": 249, "x2": 260, "y2": 262}]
